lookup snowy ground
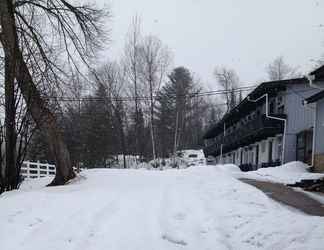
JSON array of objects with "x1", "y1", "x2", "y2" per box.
[
  {"x1": 217, "y1": 161, "x2": 324, "y2": 205},
  {"x1": 1, "y1": 165, "x2": 324, "y2": 250},
  {"x1": 226, "y1": 161, "x2": 324, "y2": 184}
]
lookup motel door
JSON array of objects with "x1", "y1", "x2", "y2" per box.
[
  {"x1": 255, "y1": 145, "x2": 259, "y2": 167},
  {"x1": 268, "y1": 141, "x2": 273, "y2": 162},
  {"x1": 296, "y1": 130, "x2": 313, "y2": 165}
]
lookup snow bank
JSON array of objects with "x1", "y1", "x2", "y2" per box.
[
  {"x1": 214, "y1": 164, "x2": 242, "y2": 173},
  {"x1": 237, "y1": 161, "x2": 324, "y2": 184},
  {"x1": 1, "y1": 167, "x2": 324, "y2": 250},
  {"x1": 280, "y1": 161, "x2": 311, "y2": 172}
]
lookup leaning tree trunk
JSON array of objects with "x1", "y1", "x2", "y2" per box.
[
  {"x1": 0, "y1": 0, "x2": 75, "y2": 186},
  {"x1": 16, "y1": 57, "x2": 75, "y2": 185}
]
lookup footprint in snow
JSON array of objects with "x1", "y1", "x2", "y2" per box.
[
  {"x1": 28, "y1": 217, "x2": 43, "y2": 227},
  {"x1": 162, "y1": 234, "x2": 187, "y2": 246},
  {"x1": 173, "y1": 212, "x2": 186, "y2": 221}
]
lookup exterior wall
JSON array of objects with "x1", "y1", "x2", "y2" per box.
[
  {"x1": 272, "y1": 136, "x2": 283, "y2": 162},
  {"x1": 314, "y1": 99, "x2": 324, "y2": 172},
  {"x1": 219, "y1": 136, "x2": 281, "y2": 168},
  {"x1": 242, "y1": 148, "x2": 248, "y2": 164},
  {"x1": 314, "y1": 99, "x2": 324, "y2": 154},
  {"x1": 258, "y1": 140, "x2": 268, "y2": 164},
  {"x1": 284, "y1": 84, "x2": 318, "y2": 163},
  {"x1": 251, "y1": 146, "x2": 257, "y2": 165}
]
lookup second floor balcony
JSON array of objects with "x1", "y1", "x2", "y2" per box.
[{"x1": 204, "y1": 114, "x2": 285, "y2": 156}]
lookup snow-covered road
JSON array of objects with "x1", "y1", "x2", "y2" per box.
[{"x1": 1, "y1": 166, "x2": 324, "y2": 250}]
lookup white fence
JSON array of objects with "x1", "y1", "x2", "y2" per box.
[{"x1": 21, "y1": 161, "x2": 56, "y2": 179}]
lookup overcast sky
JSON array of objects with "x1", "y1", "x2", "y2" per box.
[{"x1": 99, "y1": 0, "x2": 324, "y2": 89}]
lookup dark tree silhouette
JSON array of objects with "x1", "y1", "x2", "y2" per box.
[{"x1": 0, "y1": 0, "x2": 108, "y2": 186}]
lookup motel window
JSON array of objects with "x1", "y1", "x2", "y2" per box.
[
  {"x1": 270, "y1": 101, "x2": 275, "y2": 114},
  {"x1": 277, "y1": 96, "x2": 284, "y2": 114},
  {"x1": 277, "y1": 105, "x2": 284, "y2": 114}
]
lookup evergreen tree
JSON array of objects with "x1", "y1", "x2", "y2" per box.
[
  {"x1": 156, "y1": 67, "x2": 206, "y2": 156},
  {"x1": 79, "y1": 84, "x2": 113, "y2": 168}
]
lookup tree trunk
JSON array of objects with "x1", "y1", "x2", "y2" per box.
[
  {"x1": 0, "y1": 0, "x2": 75, "y2": 186},
  {"x1": 114, "y1": 104, "x2": 127, "y2": 169},
  {"x1": 4, "y1": 38, "x2": 17, "y2": 191},
  {"x1": 149, "y1": 80, "x2": 156, "y2": 161},
  {"x1": 16, "y1": 56, "x2": 75, "y2": 186},
  {"x1": 1, "y1": 0, "x2": 18, "y2": 191},
  {"x1": 120, "y1": 126, "x2": 127, "y2": 169},
  {"x1": 134, "y1": 78, "x2": 139, "y2": 160}
]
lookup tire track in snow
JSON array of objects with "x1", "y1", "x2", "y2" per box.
[
  {"x1": 72, "y1": 199, "x2": 119, "y2": 250},
  {"x1": 19, "y1": 192, "x2": 120, "y2": 250},
  {"x1": 159, "y1": 172, "x2": 231, "y2": 250}
]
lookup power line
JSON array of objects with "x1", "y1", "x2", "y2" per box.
[
  {"x1": 42, "y1": 85, "x2": 258, "y2": 103},
  {"x1": 45, "y1": 84, "x2": 320, "y2": 115}
]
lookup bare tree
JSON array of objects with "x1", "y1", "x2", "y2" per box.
[
  {"x1": 92, "y1": 62, "x2": 129, "y2": 168},
  {"x1": 214, "y1": 67, "x2": 240, "y2": 111},
  {"x1": 0, "y1": 83, "x2": 36, "y2": 192},
  {"x1": 122, "y1": 16, "x2": 143, "y2": 160},
  {"x1": 138, "y1": 35, "x2": 171, "y2": 160},
  {"x1": 0, "y1": 0, "x2": 108, "y2": 186},
  {"x1": 267, "y1": 56, "x2": 301, "y2": 81}
]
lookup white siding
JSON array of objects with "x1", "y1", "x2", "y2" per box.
[
  {"x1": 284, "y1": 84, "x2": 319, "y2": 162},
  {"x1": 258, "y1": 140, "x2": 268, "y2": 164},
  {"x1": 272, "y1": 135, "x2": 283, "y2": 162},
  {"x1": 315, "y1": 99, "x2": 324, "y2": 154}
]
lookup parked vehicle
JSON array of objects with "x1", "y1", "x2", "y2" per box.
[{"x1": 176, "y1": 150, "x2": 206, "y2": 167}]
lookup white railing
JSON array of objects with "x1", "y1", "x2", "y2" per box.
[{"x1": 21, "y1": 161, "x2": 56, "y2": 179}]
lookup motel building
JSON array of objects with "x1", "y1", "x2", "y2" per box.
[{"x1": 203, "y1": 66, "x2": 324, "y2": 172}]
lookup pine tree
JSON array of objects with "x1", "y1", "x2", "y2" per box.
[{"x1": 156, "y1": 67, "x2": 206, "y2": 156}]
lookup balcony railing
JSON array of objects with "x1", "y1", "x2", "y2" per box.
[{"x1": 204, "y1": 114, "x2": 285, "y2": 156}]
